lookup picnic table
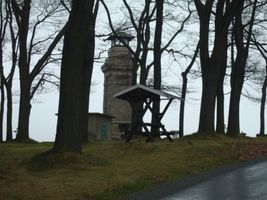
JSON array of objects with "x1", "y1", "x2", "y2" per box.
[{"x1": 114, "y1": 84, "x2": 182, "y2": 142}]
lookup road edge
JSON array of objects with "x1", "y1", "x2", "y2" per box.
[{"x1": 123, "y1": 157, "x2": 267, "y2": 200}]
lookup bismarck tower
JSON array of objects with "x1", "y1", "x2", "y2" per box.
[{"x1": 101, "y1": 32, "x2": 134, "y2": 139}]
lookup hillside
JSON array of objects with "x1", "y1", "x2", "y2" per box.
[{"x1": 1, "y1": 135, "x2": 267, "y2": 200}]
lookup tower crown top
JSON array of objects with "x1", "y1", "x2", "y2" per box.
[{"x1": 106, "y1": 31, "x2": 134, "y2": 47}]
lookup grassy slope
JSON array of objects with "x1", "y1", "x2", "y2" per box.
[{"x1": 1, "y1": 135, "x2": 267, "y2": 200}]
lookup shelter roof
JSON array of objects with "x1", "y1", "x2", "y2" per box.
[{"x1": 113, "y1": 84, "x2": 182, "y2": 102}]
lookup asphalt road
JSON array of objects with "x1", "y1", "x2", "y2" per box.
[{"x1": 126, "y1": 158, "x2": 267, "y2": 200}]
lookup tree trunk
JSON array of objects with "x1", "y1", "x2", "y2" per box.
[
  {"x1": 179, "y1": 42, "x2": 199, "y2": 137},
  {"x1": 81, "y1": 2, "x2": 97, "y2": 143},
  {"x1": 259, "y1": 73, "x2": 267, "y2": 135},
  {"x1": 3, "y1": 0, "x2": 17, "y2": 142},
  {"x1": 0, "y1": 0, "x2": 6, "y2": 142},
  {"x1": 198, "y1": 31, "x2": 227, "y2": 134},
  {"x1": 216, "y1": 82, "x2": 225, "y2": 134},
  {"x1": 153, "y1": 0, "x2": 163, "y2": 89},
  {"x1": 195, "y1": 0, "x2": 216, "y2": 134},
  {"x1": 254, "y1": 38, "x2": 267, "y2": 136},
  {"x1": 216, "y1": 49, "x2": 227, "y2": 134},
  {"x1": 16, "y1": 75, "x2": 31, "y2": 140},
  {"x1": 132, "y1": 58, "x2": 138, "y2": 85},
  {"x1": 227, "y1": 0, "x2": 256, "y2": 136},
  {"x1": 0, "y1": 42, "x2": 4, "y2": 142},
  {"x1": 227, "y1": 53, "x2": 246, "y2": 135},
  {"x1": 54, "y1": 0, "x2": 96, "y2": 152},
  {"x1": 5, "y1": 83, "x2": 13, "y2": 141},
  {"x1": 195, "y1": 0, "x2": 243, "y2": 134},
  {"x1": 179, "y1": 73, "x2": 187, "y2": 137},
  {"x1": 0, "y1": 78, "x2": 4, "y2": 142},
  {"x1": 13, "y1": 0, "x2": 31, "y2": 140},
  {"x1": 198, "y1": 69, "x2": 218, "y2": 133},
  {"x1": 198, "y1": 48, "x2": 227, "y2": 134},
  {"x1": 152, "y1": 0, "x2": 164, "y2": 137}
]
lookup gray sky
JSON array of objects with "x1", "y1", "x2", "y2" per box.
[{"x1": 3, "y1": 0, "x2": 265, "y2": 142}]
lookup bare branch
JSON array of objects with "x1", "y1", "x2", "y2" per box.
[{"x1": 29, "y1": 22, "x2": 67, "y2": 82}]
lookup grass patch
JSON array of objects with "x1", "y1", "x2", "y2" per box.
[
  {"x1": 1, "y1": 135, "x2": 267, "y2": 200},
  {"x1": 93, "y1": 180, "x2": 152, "y2": 200}
]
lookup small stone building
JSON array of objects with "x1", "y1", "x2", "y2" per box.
[{"x1": 87, "y1": 113, "x2": 114, "y2": 141}]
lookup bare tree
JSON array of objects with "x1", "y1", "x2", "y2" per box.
[
  {"x1": 250, "y1": 34, "x2": 267, "y2": 135},
  {"x1": 2, "y1": 0, "x2": 18, "y2": 141},
  {"x1": 179, "y1": 41, "x2": 199, "y2": 136},
  {"x1": 194, "y1": 0, "x2": 243, "y2": 134},
  {"x1": 0, "y1": 0, "x2": 9, "y2": 142},
  {"x1": 53, "y1": 0, "x2": 99, "y2": 152},
  {"x1": 10, "y1": 0, "x2": 67, "y2": 141},
  {"x1": 150, "y1": 0, "x2": 165, "y2": 136},
  {"x1": 257, "y1": 48, "x2": 267, "y2": 136},
  {"x1": 227, "y1": 0, "x2": 258, "y2": 135}
]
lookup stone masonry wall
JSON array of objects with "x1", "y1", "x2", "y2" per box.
[{"x1": 101, "y1": 46, "x2": 133, "y2": 139}]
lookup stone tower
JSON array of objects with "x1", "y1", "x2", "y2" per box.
[{"x1": 101, "y1": 32, "x2": 134, "y2": 139}]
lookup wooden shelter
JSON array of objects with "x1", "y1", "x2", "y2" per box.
[{"x1": 114, "y1": 84, "x2": 182, "y2": 142}]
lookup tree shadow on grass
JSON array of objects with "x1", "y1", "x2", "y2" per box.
[{"x1": 27, "y1": 149, "x2": 109, "y2": 171}]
